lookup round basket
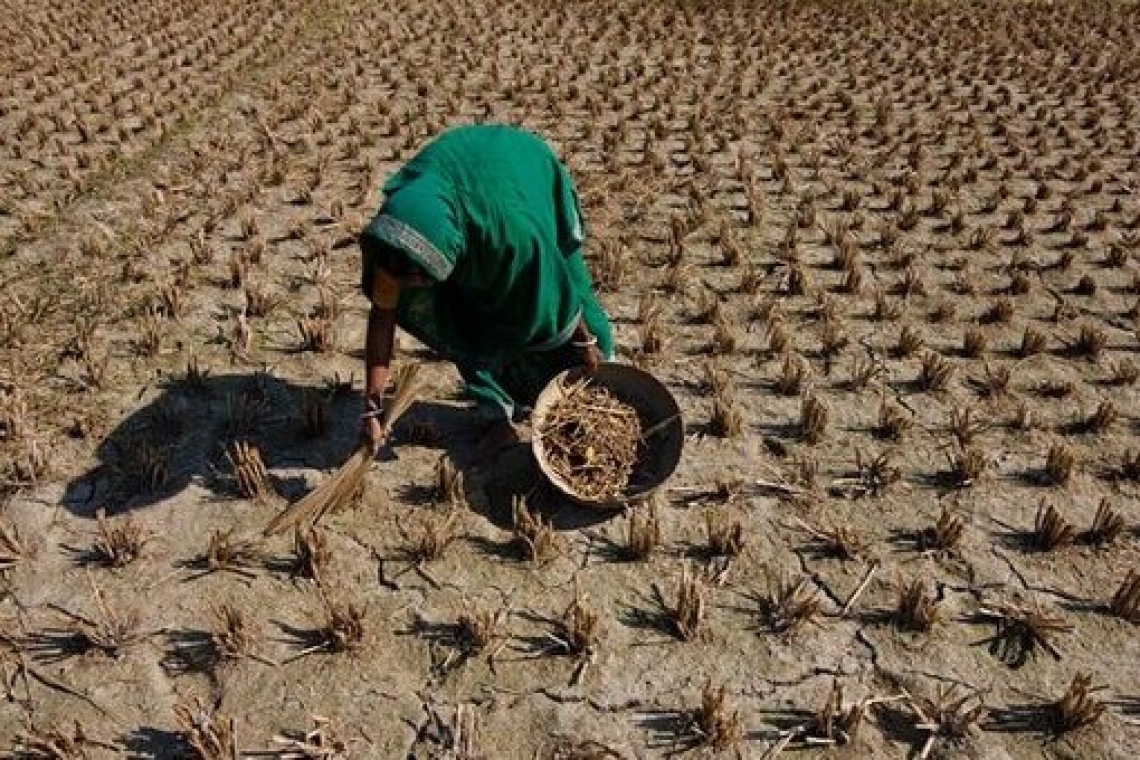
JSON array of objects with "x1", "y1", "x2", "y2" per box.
[{"x1": 531, "y1": 363, "x2": 684, "y2": 509}]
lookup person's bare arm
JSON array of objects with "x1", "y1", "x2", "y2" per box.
[{"x1": 362, "y1": 303, "x2": 397, "y2": 449}]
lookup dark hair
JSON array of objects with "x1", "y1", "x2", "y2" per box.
[{"x1": 360, "y1": 232, "x2": 424, "y2": 280}]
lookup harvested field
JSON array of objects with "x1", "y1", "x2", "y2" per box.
[{"x1": 1, "y1": 0, "x2": 1139, "y2": 756}]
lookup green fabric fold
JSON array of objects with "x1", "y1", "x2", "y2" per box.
[{"x1": 359, "y1": 124, "x2": 613, "y2": 367}]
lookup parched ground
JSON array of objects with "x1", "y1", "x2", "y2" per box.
[{"x1": 2, "y1": 0, "x2": 1139, "y2": 757}]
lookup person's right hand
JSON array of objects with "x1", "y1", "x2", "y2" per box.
[{"x1": 361, "y1": 402, "x2": 387, "y2": 453}]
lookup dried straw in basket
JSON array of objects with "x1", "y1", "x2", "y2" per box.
[
  {"x1": 537, "y1": 377, "x2": 643, "y2": 501},
  {"x1": 264, "y1": 364, "x2": 423, "y2": 536}
]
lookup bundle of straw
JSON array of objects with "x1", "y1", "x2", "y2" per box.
[{"x1": 264, "y1": 364, "x2": 423, "y2": 536}]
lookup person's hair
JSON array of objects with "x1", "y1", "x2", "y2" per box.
[{"x1": 361, "y1": 234, "x2": 425, "y2": 280}]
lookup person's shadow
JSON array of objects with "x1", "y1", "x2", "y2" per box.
[{"x1": 61, "y1": 371, "x2": 472, "y2": 518}]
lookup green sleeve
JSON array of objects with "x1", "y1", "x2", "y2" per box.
[{"x1": 564, "y1": 249, "x2": 615, "y2": 357}]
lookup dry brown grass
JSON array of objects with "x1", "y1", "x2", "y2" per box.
[
  {"x1": 873, "y1": 290, "x2": 903, "y2": 321},
  {"x1": 56, "y1": 579, "x2": 154, "y2": 659},
  {"x1": 774, "y1": 352, "x2": 810, "y2": 396},
  {"x1": 1036, "y1": 378, "x2": 1075, "y2": 399},
  {"x1": 224, "y1": 389, "x2": 263, "y2": 438},
  {"x1": 623, "y1": 500, "x2": 663, "y2": 561},
  {"x1": 91, "y1": 508, "x2": 148, "y2": 567},
  {"x1": 119, "y1": 439, "x2": 169, "y2": 493},
  {"x1": 947, "y1": 445, "x2": 987, "y2": 487},
  {"x1": 799, "y1": 395, "x2": 830, "y2": 444},
  {"x1": 1109, "y1": 571, "x2": 1140, "y2": 622},
  {"x1": 458, "y1": 605, "x2": 508, "y2": 656},
  {"x1": 297, "y1": 315, "x2": 335, "y2": 353},
  {"x1": 701, "y1": 360, "x2": 731, "y2": 396},
  {"x1": 1080, "y1": 400, "x2": 1118, "y2": 434},
  {"x1": 919, "y1": 507, "x2": 965, "y2": 554},
  {"x1": 433, "y1": 455, "x2": 466, "y2": 508},
  {"x1": 760, "y1": 568, "x2": 824, "y2": 634},
  {"x1": 11, "y1": 719, "x2": 118, "y2": 759},
  {"x1": 1012, "y1": 401, "x2": 1039, "y2": 431},
  {"x1": 978, "y1": 600, "x2": 1071, "y2": 664},
  {"x1": 203, "y1": 529, "x2": 262, "y2": 578},
  {"x1": 0, "y1": 517, "x2": 31, "y2": 570},
  {"x1": 638, "y1": 305, "x2": 667, "y2": 357},
  {"x1": 593, "y1": 238, "x2": 626, "y2": 291},
  {"x1": 210, "y1": 603, "x2": 258, "y2": 662},
  {"x1": 1051, "y1": 674, "x2": 1107, "y2": 734},
  {"x1": 662, "y1": 566, "x2": 706, "y2": 641},
  {"x1": 848, "y1": 355, "x2": 884, "y2": 391},
  {"x1": 174, "y1": 697, "x2": 239, "y2": 760},
  {"x1": 243, "y1": 281, "x2": 282, "y2": 318},
  {"x1": 895, "y1": 578, "x2": 941, "y2": 632},
  {"x1": 709, "y1": 391, "x2": 744, "y2": 439},
  {"x1": 949, "y1": 405, "x2": 989, "y2": 448},
  {"x1": 895, "y1": 324, "x2": 925, "y2": 358},
  {"x1": 551, "y1": 585, "x2": 600, "y2": 662},
  {"x1": 1082, "y1": 499, "x2": 1125, "y2": 547},
  {"x1": 292, "y1": 527, "x2": 331, "y2": 581},
  {"x1": 710, "y1": 312, "x2": 740, "y2": 356},
  {"x1": 784, "y1": 263, "x2": 811, "y2": 296},
  {"x1": 794, "y1": 518, "x2": 868, "y2": 561},
  {"x1": 686, "y1": 681, "x2": 742, "y2": 751},
  {"x1": 1071, "y1": 322, "x2": 1107, "y2": 358},
  {"x1": 299, "y1": 388, "x2": 330, "y2": 438},
  {"x1": 135, "y1": 307, "x2": 163, "y2": 357},
  {"x1": 408, "y1": 508, "x2": 461, "y2": 565},
  {"x1": 1031, "y1": 502, "x2": 1076, "y2": 551},
  {"x1": 1018, "y1": 326, "x2": 1047, "y2": 357},
  {"x1": 805, "y1": 680, "x2": 886, "y2": 747},
  {"x1": 226, "y1": 440, "x2": 271, "y2": 500},
  {"x1": 512, "y1": 496, "x2": 559, "y2": 563},
  {"x1": 704, "y1": 511, "x2": 744, "y2": 557},
  {"x1": 972, "y1": 362, "x2": 1013, "y2": 397},
  {"x1": 908, "y1": 686, "x2": 986, "y2": 758},
  {"x1": 315, "y1": 591, "x2": 367, "y2": 655},
  {"x1": 1121, "y1": 450, "x2": 1140, "y2": 481},
  {"x1": 819, "y1": 318, "x2": 849, "y2": 359},
  {"x1": 877, "y1": 400, "x2": 912, "y2": 441},
  {"x1": 962, "y1": 327, "x2": 987, "y2": 358},
  {"x1": 982, "y1": 298, "x2": 1014, "y2": 325},
  {"x1": 918, "y1": 352, "x2": 954, "y2": 392},
  {"x1": 766, "y1": 320, "x2": 792, "y2": 355},
  {"x1": 1106, "y1": 358, "x2": 1138, "y2": 386},
  {"x1": 1045, "y1": 442, "x2": 1076, "y2": 486}
]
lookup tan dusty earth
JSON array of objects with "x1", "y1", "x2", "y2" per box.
[{"x1": 2, "y1": 0, "x2": 1139, "y2": 757}]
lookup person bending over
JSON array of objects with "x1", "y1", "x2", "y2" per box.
[{"x1": 359, "y1": 124, "x2": 614, "y2": 453}]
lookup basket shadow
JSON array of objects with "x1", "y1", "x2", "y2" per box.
[{"x1": 475, "y1": 442, "x2": 622, "y2": 532}]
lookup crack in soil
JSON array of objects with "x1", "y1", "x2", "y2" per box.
[
  {"x1": 793, "y1": 548, "x2": 848, "y2": 611},
  {"x1": 856, "y1": 628, "x2": 882, "y2": 670}
]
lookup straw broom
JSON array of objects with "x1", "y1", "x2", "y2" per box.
[{"x1": 264, "y1": 364, "x2": 422, "y2": 536}]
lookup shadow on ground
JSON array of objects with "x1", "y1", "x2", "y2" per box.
[
  {"x1": 61, "y1": 372, "x2": 474, "y2": 518},
  {"x1": 474, "y1": 441, "x2": 619, "y2": 532}
]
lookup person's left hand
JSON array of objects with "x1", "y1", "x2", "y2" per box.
[{"x1": 572, "y1": 330, "x2": 603, "y2": 372}]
